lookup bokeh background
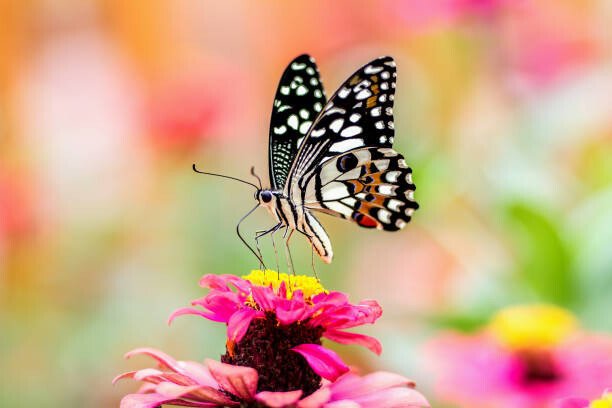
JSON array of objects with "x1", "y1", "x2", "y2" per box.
[{"x1": 1, "y1": 1, "x2": 611, "y2": 406}]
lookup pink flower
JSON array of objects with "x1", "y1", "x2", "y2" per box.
[
  {"x1": 557, "y1": 388, "x2": 612, "y2": 408},
  {"x1": 427, "y1": 305, "x2": 612, "y2": 408},
  {"x1": 391, "y1": 0, "x2": 508, "y2": 32},
  {"x1": 114, "y1": 347, "x2": 429, "y2": 408},
  {"x1": 169, "y1": 271, "x2": 382, "y2": 386},
  {"x1": 498, "y1": 1, "x2": 602, "y2": 90}
]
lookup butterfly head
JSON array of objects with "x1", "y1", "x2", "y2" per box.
[{"x1": 255, "y1": 189, "x2": 276, "y2": 206}]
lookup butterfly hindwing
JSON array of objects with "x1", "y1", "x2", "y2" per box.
[
  {"x1": 302, "y1": 147, "x2": 418, "y2": 231},
  {"x1": 268, "y1": 54, "x2": 326, "y2": 190},
  {"x1": 285, "y1": 56, "x2": 397, "y2": 194}
]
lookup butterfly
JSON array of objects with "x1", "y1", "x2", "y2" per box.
[{"x1": 251, "y1": 54, "x2": 419, "y2": 264}]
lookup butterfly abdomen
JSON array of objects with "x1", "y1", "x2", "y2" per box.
[{"x1": 258, "y1": 190, "x2": 333, "y2": 263}]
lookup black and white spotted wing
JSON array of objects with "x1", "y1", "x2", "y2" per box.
[
  {"x1": 268, "y1": 54, "x2": 326, "y2": 190},
  {"x1": 284, "y1": 56, "x2": 418, "y2": 231}
]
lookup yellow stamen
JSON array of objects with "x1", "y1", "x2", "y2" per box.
[
  {"x1": 488, "y1": 304, "x2": 578, "y2": 350},
  {"x1": 242, "y1": 270, "x2": 327, "y2": 300}
]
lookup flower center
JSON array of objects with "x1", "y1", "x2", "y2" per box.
[
  {"x1": 242, "y1": 270, "x2": 327, "y2": 300},
  {"x1": 221, "y1": 312, "x2": 325, "y2": 399},
  {"x1": 488, "y1": 304, "x2": 577, "y2": 350},
  {"x1": 517, "y1": 350, "x2": 563, "y2": 386}
]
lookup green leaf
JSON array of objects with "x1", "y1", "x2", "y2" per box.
[{"x1": 504, "y1": 203, "x2": 576, "y2": 305}]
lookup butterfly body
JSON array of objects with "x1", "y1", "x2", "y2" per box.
[
  {"x1": 256, "y1": 188, "x2": 333, "y2": 263},
  {"x1": 257, "y1": 54, "x2": 418, "y2": 264}
]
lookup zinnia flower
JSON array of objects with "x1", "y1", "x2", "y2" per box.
[
  {"x1": 168, "y1": 270, "x2": 383, "y2": 394},
  {"x1": 428, "y1": 304, "x2": 612, "y2": 408},
  {"x1": 114, "y1": 347, "x2": 430, "y2": 408},
  {"x1": 558, "y1": 389, "x2": 612, "y2": 408}
]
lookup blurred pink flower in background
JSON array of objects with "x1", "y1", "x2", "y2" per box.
[
  {"x1": 0, "y1": 171, "x2": 36, "y2": 241},
  {"x1": 498, "y1": 0, "x2": 602, "y2": 91},
  {"x1": 390, "y1": 0, "x2": 507, "y2": 31},
  {"x1": 115, "y1": 348, "x2": 429, "y2": 408},
  {"x1": 558, "y1": 389, "x2": 612, "y2": 408},
  {"x1": 144, "y1": 63, "x2": 243, "y2": 152},
  {"x1": 428, "y1": 304, "x2": 612, "y2": 408}
]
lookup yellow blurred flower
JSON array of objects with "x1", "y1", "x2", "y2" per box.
[
  {"x1": 488, "y1": 304, "x2": 578, "y2": 350},
  {"x1": 590, "y1": 391, "x2": 612, "y2": 408}
]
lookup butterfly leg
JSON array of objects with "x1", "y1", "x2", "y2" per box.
[
  {"x1": 284, "y1": 229, "x2": 296, "y2": 275},
  {"x1": 269, "y1": 225, "x2": 286, "y2": 275},
  {"x1": 295, "y1": 229, "x2": 320, "y2": 280},
  {"x1": 254, "y1": 223, "x2": 283, "y2": 270},
  {"x1": 310, "y1": 243, "x2": 319, "y2": 281},
  {"x1": 254, "y1": 232, "x2": 265, "y2": 270}
]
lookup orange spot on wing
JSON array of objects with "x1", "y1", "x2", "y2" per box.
[{"x1": 367, "y1": 96, "x2": 378, "y2": 108}]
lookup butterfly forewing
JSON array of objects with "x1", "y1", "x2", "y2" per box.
[
  {"x1": 284, "y1": 56, "x2": 417, "y2": 231},
  {"x1": 268, "y1": 54, "x2": 326, "y2": 190},
  {"x1": 285, "y1": 56, "x2": 397, "y2": 194}
]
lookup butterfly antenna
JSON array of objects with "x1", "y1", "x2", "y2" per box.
[
  {"x1": 193, "y1": 164, "x2": 259, "y2": 189},
  {"x1": 236, "y1": 203, "x2": 268, "y2": 269},
  {"x1": 250, "y1": 166, "x2": 263, "y2": 190}
]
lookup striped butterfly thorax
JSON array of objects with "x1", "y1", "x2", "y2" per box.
[{"x1": 255, "y1": 54, "x2": 418, "y2": 264}]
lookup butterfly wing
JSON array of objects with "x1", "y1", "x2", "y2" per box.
[
  {"x1": 302, "y1": 147, "x2": 418, "y2": 230},
  {"x1": 286, "y1": 56, "x2": 418, "y2": 230},
  {"x1": 268, "y1": 54, "x2": 326, "y2": 190}
]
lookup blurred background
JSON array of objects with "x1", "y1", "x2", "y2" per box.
[{"x1": 1, "y1": 1, "x2": 611, "y2": 406}]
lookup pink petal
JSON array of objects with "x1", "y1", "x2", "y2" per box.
[
  {"x1": 168, "y1": 307, "x2": 227, "y2": 324},
  {"x1": 120, "y1": 393, "x2": 178, "y2": 408},
  {"x1": 153, "y1": 382, "x2": 237, "y2": 405},
  {"x1": 113, "y1": 371, "x2": 137, "y2": 384},
  {"x1": 276, "y1": 295, "x2": 311, "y2": 325},
  {"x1": 122, "y1": 393, "x2": 219, "y2": 408},
  {"x1": 323, "y1": 401, "x2": 360, "y2": 408},
  {"x1": 250, "y1": 285, "x2": 277, "y2": 311},
  {"x1": 291, "y1": 344, "x2": 349, "y2": 382},
  {"x1": 198, "y1": 292, "x2": 241, "y2": 317},
  {"x1": 156, "y1": 383, "x2": 205, "y2": 398},
  {"x1": 123, "y1": 348, "x2": 218, "y2": 387},
  {"x1": 330, "y1": 372, "x2": 415, "y2": 400},
  {"x1": 278, "y1": 281, "x2": 288, "y2": 298},
  {"x1": 347, "y1": 387, "x2": 430, "y2": 407},
  {"x1": 200, "y1": 274, "x2": 251, "y2": 293},
  {"x1": 227, "y1": 308, "x2": 263, "y2": 342},
  {"x1": 312, "y1": 291, "x2": 349, "y2": 306},
  {"x1": 125, "y1": 348, "x2": 183, "y2": 373},
  {"x1": 557, "y1": 398, "x2": 590, "y2": 408},
  {"x1": 178, "y1": 360, "x2": 219, "y2": 387},
  {"x1": 133, "y1": 368, "x2": 168, "y2": 383},
  {"x1": 206, "y1": 358, "x2": 258, "y2": 401},
  {"x1": 357, "y1": 300, "x2": 383, "y2": 320},
  {"x1": 199, "y1": 274, "x2": 239, "y2": 291},
  {"x1": 323, "y1": 330, "x2": 382, "y2": 355},
  {"x1": 255, "y1": 390, "x2": 303, "y2": 407},
  {"x1": 297, "y1": 387, "x2": 332, "y2": 408},
  {"x1": 329, "y1": 302, "x2": 382, "y2": 329}
]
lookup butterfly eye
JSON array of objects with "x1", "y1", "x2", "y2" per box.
[{"x1": 260, "y1": 191, "x2": 273, "y2": 203}]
